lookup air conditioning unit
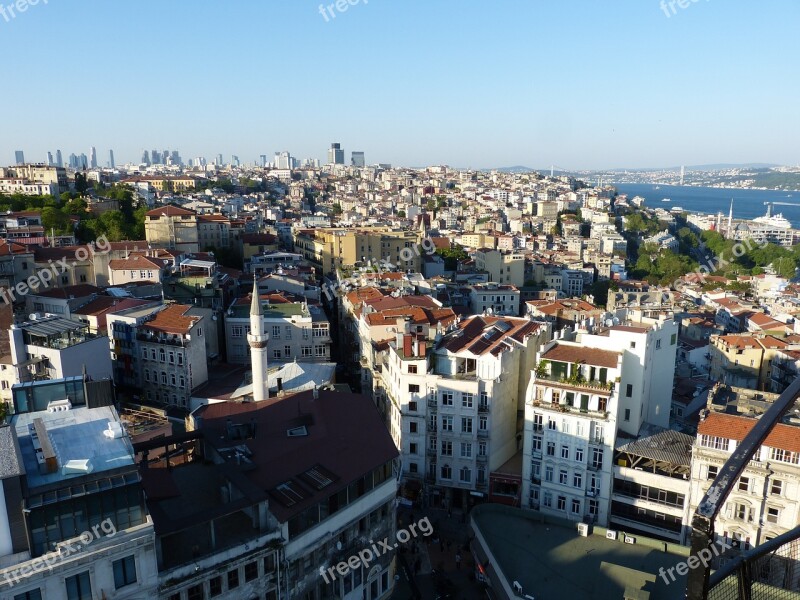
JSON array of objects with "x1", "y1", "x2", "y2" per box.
[
  {"x1": 606, "y1": 530, "x2": 618, "y2": 540},
  {"x1": 577, "y1": 523, "x2": 590, "y2": 537},
  {"x1": 624, "y1": 535, "x2": 636, "y2": 544}
]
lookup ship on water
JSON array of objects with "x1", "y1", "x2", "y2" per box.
[{"x1": 754, "y1": 202, "x2": 792, "y2": 229}]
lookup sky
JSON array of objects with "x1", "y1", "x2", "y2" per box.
[{"x1": 1, "y1": 0, "x2": 798, "y2": 170}]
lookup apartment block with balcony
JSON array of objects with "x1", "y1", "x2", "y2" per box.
[
  {"x1": 522, "y1": 319, "x2": 678, "y2": 527},
  {"x1": 468, "y1": 282, "x2": 521, "y2": 316},
  {"x1": 474, "y1": 248, "x2": 525, "y2": 287},
  {"x1": 380, "y1": 315, "x2": 550, "y2": 510},
  {"x1": 7, "y1": 315, "x2": 112, "y2": 388},
  {"x1": 709, "y1": 334, "x2": 788, "y2": 390},
  {"x1": 144, "y1": 205, "x2": 200, "y2": 253},
  {"x1": 611, "y1": 427, "x2": 694, "y2": 544},
  {"x1": 136, "y1": 304, "x2": 209, "y2": 409},
  {"x1": 688, "y1": 410, "x2": 800, "y2": 565}
]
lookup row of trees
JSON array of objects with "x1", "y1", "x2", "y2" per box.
[{"x1": 0, "y1": 184, "x2": 147, "y2": 243}]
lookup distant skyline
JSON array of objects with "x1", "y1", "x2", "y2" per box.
[{"x1": 1, "y1": 0, "x2": 798, "y2": 169}]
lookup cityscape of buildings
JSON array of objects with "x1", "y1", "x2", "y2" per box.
[{"x1": 1, "y1": 147, "x2": 800, "y2": 599}]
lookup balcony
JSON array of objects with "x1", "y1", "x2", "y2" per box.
[
  {"x1": 426, "y1": 447, "x2": 437, "y2": 457},
  {"x1": 477, "y1": 430, "x2": 489, "y2": 438},
  {"x1": 478, "y1": 403, "x2": 489, "y2": 414},
  {"x1": 477, "y1": 454, "x2": 487, "y2": 463},
  {"x1": 427, "y1": 398, "x2": 438, "y2": 410}
]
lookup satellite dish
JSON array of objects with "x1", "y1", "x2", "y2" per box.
[
  {"x1": 605, "y1": 319, "x2": 613, "y2": 327},
  {"x1": 612, "y1": 317, "x2": 620, "y2": 325}
]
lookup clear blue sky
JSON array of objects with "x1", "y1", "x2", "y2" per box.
[{"x1": 1, "y1": 0, "x2": 798, "y2": 169}]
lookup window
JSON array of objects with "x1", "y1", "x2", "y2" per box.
[
  {"x1": 546, "y1": 442, "x2": 555, "y2": 456},
  {"x1": 409, "y1": 384, "x2": 420, "y2": 393},
  {"x1": 700, "y1": 435, "x2": 728, "y2": 451},
  {"x1": 734, "y1": 503, "x2": 750, "y2": 522},
  {"x1": 462, "y1": 392, "x2": 473, "y2": 408},
  {"x1": 210, "y1": 576, "x2": 222, "y2": 596},
  {"x1": 559, "y1": 469, "x2": 568, "y2": 485},
  {"x1": 409, "y1": 401, "x2": 418, "y2": 411},
  {"x1": 285, "y1": 326, "x2": 292, "y2": 339},
  {"x1": 656, "y1": 339, "x2": 662, "y2": 349},
  {"x1": 557, "y1": 496, "x2": 566, "y2": 511},
  {"x1": 548, "y1": 419, "x2": 557, "y2": 430},
  {"x1": 273, "y1": 349, "x2": 282, "y2": 359},
  {"x1": 479, "y1": 441, "x2": 487, "y2": 456},
  {"x1": 624, "y1": 409, "x2": 630, "y2": 421},
  {"x1": 231, "y1": 325, "x2": 243, "y2": 337},
  {"x1": 170, "y1": 373, "x2": 176, "y2": 386},
  {"x1": 572, "y1": 499, "x2": 581, "y2": 514},
  {"x1": 441, "y1": 441, "x2": 452, "y2": 456},
  {"x1": 285, "y1": 345, "x2": 291, "y2": 357},
  {"x1": 159, "y1": 348, "x2": 166, "y2": 361},
  {"x1": 461, "y1": 417, "x2": 473, "y2": 433},
  {"x1": 767, "y1": 507, "x2": 780, "y2": 524},
  {"x1": 410, "y1": 421, "x2": 418, "y2": 433},
  {"x1": 771, "y1": 479, "x2": 783, "y2": 495},
  {"x1": 442, "y1": 391, "x2": 454, "y2": 406},
  {"x1": 461, "y1": 442, "x2": 472, "y2": 458},
  {"x1": 481, "y1": 390, "x2": 488, "y2": 405},
  {"x1": 707, "y1": 465, "x2": 719, "y2": 480},
  {"x1": 408, "y1": 365, "x2": 418, "y2": 374},
  {"x1": 441, "y1": 464, "x2": 452, "y2": 479},
  {"x1": 738, "y1": 477, "x2": 750, "y2": 492},
  {"x1": 244, "y1": 561, "x2": 258, "y2": 582},
  {"x1": 543, "y1": 491, "x2": 552, "y2": 507},
  {"x1": 591, "y1": 448, "x2": 604, "y2": 469},
  {"x1": 409, "y1": 443, "x2": 418, "y2": 454},
  {"x1": 315, "y1": 345, "x2": 326, "y2": 357},
  {"x1": 575, "y1": 448, "x2": 584, "y2": 463},
  {"x1": 442, "y1": 416, "x2": 453, "y2": 431},
  {"x1": 302, "y1": 346, "x2": 312, "y2": 357},
  {"x1": 113, "y1": 555, "x2": 137, "y2": 589},
  {"x1": 227, "y1": 569, "x2": 239, "y2": 589},
  {"x1": 589, "y1": 499, "x2": 599, "y2": 516},
  {"x1": 573, "y1": 472, "x2": 583, "y2": 488},
  {"x1": 459, "y1": 466, "x2": 471, "y2": 482},
  {"x1": 409, "y1": 462, "x2": 418, "y2": 473},
  {"x1": 187, "y1": 585, "x2": 203, "y2": 600},
  {"x1": 65, "y1": 572, "x2": 92, "y2": 600},
  {"x1": 561, "y1": 445, "x2": 569, "y2": 459},
  {"x1": 671, "y1": 333, "x2": 677, "y2": 345},
  {"x1": 272, "y1": 326, "x2": 281, "y2": 338},
  {"x1": 160, "y1": 371, "x2": 167, "y2": 384},
  {"x1": 179, "y1": 376, "x2": 185, "y2": 388},
  {"x1": 14, "y1": 591, "x2": 42, "y2": 600},
  {"x1": 545, "y1": 466, "x2": 554, "y2": 482},
  {"x1": 626, "y1": 384, "x2": 633, "y2": 397}
]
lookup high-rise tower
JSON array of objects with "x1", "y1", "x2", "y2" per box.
[{"x1": 248, "y1": 279, "x2": 269, "y2": 402}]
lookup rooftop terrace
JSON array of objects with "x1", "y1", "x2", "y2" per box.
[{"x1": 471, "y1": 504, "x2": 689, "y2": 600}]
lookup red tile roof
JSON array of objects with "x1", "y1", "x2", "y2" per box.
[
  {"x1": 142, "y1": 304, "x2": 199, "y2": 334},
  {"x1": 542, "y1": 342, "x2": 620, "y2": 368},
  {"x1": 698, "y1": 412, "x2": 800, "y2": 453}
]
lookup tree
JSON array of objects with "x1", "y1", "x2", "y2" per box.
[{"x1": 74, "y1": 173, "x2": 89, "y2": 194}]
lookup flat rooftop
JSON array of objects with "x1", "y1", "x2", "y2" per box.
[
  {"x1": 13, "y1": 406, "x2": 135, "y2": 489},
  {"x1": 472, "y1": 505, "x2": 688, "y2": 600}
]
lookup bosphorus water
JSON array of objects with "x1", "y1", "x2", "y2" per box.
[{"x1": 613, "y1": 184, "x2": 800, "y2": 228}]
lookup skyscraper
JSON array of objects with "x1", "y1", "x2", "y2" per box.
[
  {"x1": 14, "y1": 150, "x2": 24, "y2": 165},
  {"x1": 56, "y1": 149, "x2": 63, "y2": 167},
  {"x1": 89, "y1": 146, "x2": 97, "y2": 168},
  {"x1": 351, "y1": 151, "x2": 365, "y2": 167},
  {"x1": 170, "y1": 150, "x2": 181, "y2": 166},
  {"x1": 327, "y1": 143, "x2": 344, "y2": 165},
  {"x1": 151, "y1": 149, "x2": 161, "y2": 164},
  {"x1": 47, "y1": 151, "x2": 54, "y2": 166},
  {"x1": 260, "y1": 154, "x2": 267, "y2": 168},
  {"x1": 68, "y1": 153, "x2": 78, "y2": 169},
  {"x1": 217, "y1": 153, "x2": 224, "y2": 166},
  {"x1": 142, "y1": 150, "x2": 150, "y2": 165},
  {"x1": 109, "y1": 149, "x2": 115, "y2": 169}
]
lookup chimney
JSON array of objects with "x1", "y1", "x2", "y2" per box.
[
  {"x1": 419, "y1": 339, "x2": 426, "y2": 357},
  {"x1": 403, "y1": 334, "x2": 413, "y2": 357}
]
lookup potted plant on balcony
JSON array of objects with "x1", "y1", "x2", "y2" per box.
[{"x1": 534, "y1": 360, "x2": 548, "y2": 379}]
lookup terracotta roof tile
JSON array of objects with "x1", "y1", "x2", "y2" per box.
[
  {"x1": 542, "y1": 343, "x2": 620, "y2": 368},
  {"x1": 698, "y1": 412, "x2": 800, "y2": 454}
]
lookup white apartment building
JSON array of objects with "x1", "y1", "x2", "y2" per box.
[
  {"x1": 6, "y1": 316, "x2": 113, "y2": 389},
  {"x1": 689, "y1": 410, "x2": 800, "y2": 559},
  {"x1": 225, "y1": 295, "x2": 331, "y2": 364},
  {"x1": 522, "y1": 320, "x2": 679, "y2": 526},
  {"x1": 469, "y1": 282, "x2": 521, "y2": 316},
  {"x1": 378, "y1": 316, "x2": 550, "y2": 510}
]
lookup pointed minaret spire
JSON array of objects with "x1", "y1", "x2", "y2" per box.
[
  {"x1": 727, "y1": 199, "x2": 734, "y2": 237},
  {"x1": 248, "y1": 277, "x2": 269, "y2": 402}
]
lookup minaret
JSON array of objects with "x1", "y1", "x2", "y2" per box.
[
  {"x1": 727, "y1": 199, "x2": 734, "y2": 237},
  {"x1": 248, "y1": 279, "x2": 269, "y2": 402}
]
